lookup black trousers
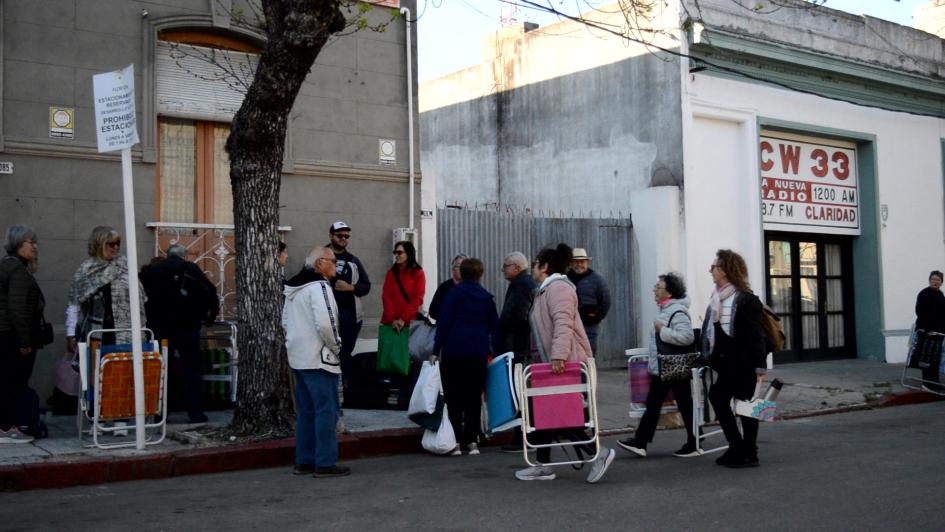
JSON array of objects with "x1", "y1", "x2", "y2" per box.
[
  {"x1": 337, "y1": 309, "x2": 362, "y2": 389},
  {"x1": 708, "y1": 369, "x2": 759, "y2": 452},
  {"x1": 636, "y1": 375, "x2": 695, "y2": 444},
  {"x1": 440, "y1": 355, "x2": 486, "y2": 446},
  {"x1": 167, "y1": 329, "x2": 203, "y2": 419},
  {"x1": 0, "y1": 332, "x2": 36, "y2": 431}
]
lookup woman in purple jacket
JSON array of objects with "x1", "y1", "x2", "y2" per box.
[{"x1": 431, "y1": 257, "x2": 501, "y2": 456}]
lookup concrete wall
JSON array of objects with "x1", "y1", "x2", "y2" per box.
[
  {"x1": 0, "y1": 0, "x2": 419, "y2": 400},
  {"x1": 419, "y1": 4, "x2": 684, "y2": 214}
]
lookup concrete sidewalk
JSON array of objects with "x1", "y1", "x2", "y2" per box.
[{"x1": 1, "y1": 359, "x2": 941, "y2": 491}]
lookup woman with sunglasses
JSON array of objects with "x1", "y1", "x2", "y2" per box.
[
  {"x1": 66, "y1": 226, "x2": 144, "y2": 350},
  {"x1": 702, "y1": 249, "x2": 767, "y2": 468},
  {"x1": 381, "y1": 241, "x2": 425, "y2": 334}
]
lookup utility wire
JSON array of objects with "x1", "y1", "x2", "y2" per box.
[{"x1": 497, "y1": 0, "x2": 944, "y2": 118}]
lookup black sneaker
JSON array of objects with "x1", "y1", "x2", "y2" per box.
[
  {"x1": 616, "y1": 437, "x2": 647, "y2": 457},
  {"x1": 726, "y1": 449, "x2": 760, "y2": 468},
  {"x1": 292, "y1": 464, "x2": 316, "y2": 475},
  {"x1": 314, "y1": 465, "x2": 351, "y2": 478},
  {"x1": 715, "y1": 446, "x2": 740, "y2": 466},
  {"x1": 672, "y1": 442, "x2": 702, "y2": 458}
]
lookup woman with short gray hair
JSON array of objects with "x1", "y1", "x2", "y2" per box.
[
  {"x1": 617, "y1": 271, "x2": 698, "y2": 458},
  {"x1": 1, "y1": 225, "x2": 48, "y2": 443}
]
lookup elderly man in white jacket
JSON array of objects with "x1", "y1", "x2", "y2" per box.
[{"x1": 283, "y1": 245, "x2": 349, "y2": 478}]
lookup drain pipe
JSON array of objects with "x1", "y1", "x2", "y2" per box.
[{"x1": 401, "y1": 5, "x2": 415, "y2": 230}]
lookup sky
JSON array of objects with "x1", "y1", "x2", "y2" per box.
[{"x1": 416, "y1": 0, "x2": 935, "y2": 81}]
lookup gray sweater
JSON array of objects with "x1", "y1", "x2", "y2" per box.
[{"x1": 647, "y1": 296, "x2": 695, "y2": 375}]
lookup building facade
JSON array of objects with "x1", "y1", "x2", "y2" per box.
[
  {"x1": 0, "y1": 0, "x2": 420, "y2": 398},
  {"x1": 420, "y1": 0, "x2": 945, "y2": 364}
]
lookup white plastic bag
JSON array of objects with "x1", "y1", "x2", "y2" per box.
[
  {"x1": 421, "y1": 403, "x2": 457, "y2": 454},
  {"x1": 407, "y1": 361, "x2": 441, "y2": 418}
]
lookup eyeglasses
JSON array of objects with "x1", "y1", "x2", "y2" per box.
[
  {"x1": 24, "y1": 239, "x2": 38, "y2": 246},
  {"x1": 653, "y1": 284, "x2": 666, "y2": 291},
  {"x1": 502, "y1": 263, "x2": 515, "y2": 269},
  {"x1": 318, "y1": 257, "x2": 338, "y2": 264},
  {"x1": 333, "y1": 234, "x2": 351, "y2": 240},
  {"x1": 107, "y1": 241, "x2": 121, "y2": 248},
  {"x1": 392, "y1": 250, "x2": 405, "y2": 256}
]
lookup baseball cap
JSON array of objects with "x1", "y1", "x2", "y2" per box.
[{"x1": 330, "y1": 220, "x2": 351, "y2": 233}]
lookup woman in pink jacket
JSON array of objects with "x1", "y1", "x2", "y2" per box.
[{"x1": 515, "y1": 243, "x2": 616, "y2": 483}]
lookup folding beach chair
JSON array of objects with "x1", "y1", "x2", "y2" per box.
[
  {"x1": 77, "y1": 328, "x2": 168, "y2": 449},
  {"x1": 483, "y1": 352, "x2": 520, "y2": 434},
  {"x1": 517, "y1": 359, "x2": 600, "y2": 467},
  {"x1": 691, "y1": 365, "x2": 728, "y2": 455},
  {"x1": 625, "y1": 349, "x2": 678, "y2": 420}
]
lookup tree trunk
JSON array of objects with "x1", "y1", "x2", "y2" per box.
[{"x1": 227, "y1": 1, "x2": 347, "y2": 436}]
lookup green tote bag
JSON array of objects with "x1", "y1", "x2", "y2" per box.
[{"x1": 377, "y1": 324, "x2": 410, "y2": 375}]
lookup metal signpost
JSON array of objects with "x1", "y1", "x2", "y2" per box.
[{"x1": 92, "y1": 64, "x2": 146, "y2": 449}]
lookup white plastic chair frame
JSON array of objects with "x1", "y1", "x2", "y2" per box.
[
  {"x1": 900, "y1": 328, "x2": 945, "y2": 396},
  {"x1": 691, "y1": 366, "x2": 728, "y2": 455},
  {"x1": 77, "y1": 328, "x2": 168, "y2": 449},
  {"x1": 517, "y1": 358, "x2": 601, "y2": 468}
]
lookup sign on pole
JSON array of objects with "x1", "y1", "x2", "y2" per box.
[
  {"x1": 93, "y1": 65, "x2": 139, "y2": 152},
  {"x1": 93, "y1": 64, "x2": 147, "y2": 449}
]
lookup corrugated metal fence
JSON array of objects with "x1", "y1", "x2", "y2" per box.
[{"x1": 436, "y1": 206, "x2": 636, "y2": 368}]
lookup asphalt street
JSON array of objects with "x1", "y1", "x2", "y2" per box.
[{"x1": 3, "y1": 402, "x2": 944, "y2": 532}]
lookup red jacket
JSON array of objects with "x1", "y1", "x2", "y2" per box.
[{"x1": 381, "y1": 266, "x2": 426, "y2": 324}]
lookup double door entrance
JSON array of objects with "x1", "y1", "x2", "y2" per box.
[{"x1": 765, "y1": 232, "x2": 856, "y2": 363}]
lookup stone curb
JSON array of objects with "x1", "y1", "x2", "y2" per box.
[{"x1": 2, "y1": 391, "x2": 941, "y2": 491}]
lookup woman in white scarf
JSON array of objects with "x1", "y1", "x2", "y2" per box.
[
  {"x1": 702, "y1": 249, "x2": 767, "y2": 468},
  {"x1": 66, "y1": 226, "x2": 145, "y2": 350}
]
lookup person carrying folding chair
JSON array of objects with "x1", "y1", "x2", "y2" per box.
[{"x1": 515, "y1": 243, "x2": 616, "y2": 483}]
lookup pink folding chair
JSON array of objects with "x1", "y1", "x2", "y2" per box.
[{"x1": 517, "y1": 359, "x2": 600, "y2": 467}]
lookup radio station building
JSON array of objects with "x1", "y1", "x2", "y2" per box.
[{"x1": 420, "y1": 0, "x2": 945, "y2": 364}]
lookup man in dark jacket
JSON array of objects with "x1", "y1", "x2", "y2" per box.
[
  {"x1": 326, "y1": 221, "x2": 371, "y2": 388},
  {"x1": 566, "y1": 247, "x2": 611, "y2": 356},
  {"x1": 498, "y1": 251, "x2": 537, "y2": 452},
  {"x1": 499, "y1": 252, "x2": 537, "y2": 363},
  {"x1": 139, "y1": 244, "x2": 218, "y2": 423}
]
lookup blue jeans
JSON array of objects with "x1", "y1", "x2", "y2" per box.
[{"x1": 294, "y1": 368, "x2": 340, "y2": 467}]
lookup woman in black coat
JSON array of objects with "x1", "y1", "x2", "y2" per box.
[
  {"x1": 0, "y1": 225, "x2": 47, "y2": 443},
  {"x1": 703, "y1": 249, "x2": 767, "y2": 468},
  {"x1": 915, "y1": 270, "x2": 945, "y2": 390}
]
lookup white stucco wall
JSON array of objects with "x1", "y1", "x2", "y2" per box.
[
  {"x1": 682, "y1": 74, "x2": 945, "y2": 362},
  {"x1": 630, "y1": 186, "x2": 685, "y2": 346}
]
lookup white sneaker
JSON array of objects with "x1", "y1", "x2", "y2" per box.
[
  {"x1": 465, "y1": 443, "x2": 480, "y2": 455},
  {"x1": 0, "y1": 427, "x2": 34, "y2": 444},
  {"x1": 515, "y1": 466, "x2": 556, "y2": 481},
  {"x1": 586, "y1": 447, "x2": 616, "y2": 484},
  {"x1": 450, "y1": 446, "x2": 462, "y2": 456}
]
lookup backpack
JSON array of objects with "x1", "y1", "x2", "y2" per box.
[{"x1": 761, "y1": 304, "x2": 786, "y2": 353}]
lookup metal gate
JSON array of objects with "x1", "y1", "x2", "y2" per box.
[{"x1": 436, "y1": 206, "x2": 635, "y2": 368}]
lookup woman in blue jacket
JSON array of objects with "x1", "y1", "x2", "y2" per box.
[{"x1": 431, "y1": 257, "x2": 501, "y2": 456}]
